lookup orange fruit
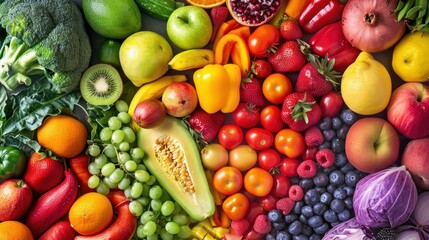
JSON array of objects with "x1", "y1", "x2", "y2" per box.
[
  {"x1": 186, "y1": 0, "x2": 226, "y2": 8},
  {"x1": 69, "y1": 192, "x2": 113, "y2": 236},
  {"x1": 0, "y1": 221, "x2": 34, "y2": 240},
  {"x1": 37, "y1": 115, "x2": 87, "y2": 158}
]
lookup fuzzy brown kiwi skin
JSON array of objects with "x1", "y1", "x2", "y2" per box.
[{"x1": 80, "y1": 64, "x2": 123, "y2": 106}]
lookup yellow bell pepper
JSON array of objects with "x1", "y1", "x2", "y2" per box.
[
  {"x1": 214, "y1": 33, "x2": 250, "y2": 77},
  {"x1": 193, "y1": 64, "x2": 242, "y2": 114}
]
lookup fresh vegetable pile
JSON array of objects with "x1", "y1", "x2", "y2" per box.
[{"x1": 0, "y1": 0, "x2": 429, "y2": 239}]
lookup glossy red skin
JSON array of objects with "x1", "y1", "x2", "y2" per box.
[
  {"x1": 245, "y1": 202, "x2": 266, "y2": 223},
  {"x1": 232, "y1": 103, "x2": 260, "y2": 129},
  {"x1": 260, "y1": 105, "x2": 284, "y2": 133},
  {"x1": 248, "y1": 24, "x2": 280, "y2": 58},
  {"x1": 302, "y1": 146, "x2": 319, "y2": 161},
  {"x1": 218, "y1": 124, "x2": 244, "y2": 150},
  {"x1": 271, "y1": 174, "x2": 291, "y2": 198},
  {"x1": 320, "y1": 91, "x2": 344, "y2": 117},
  {"x1": 244, "y1": 229, "x2": 264, "y2": 240},
  {"x1": 245, "y1": 128, "x2": 274, "y2": 151},
  {"x1": 0, "y1": 179, "x2": 33, "y2": 221},
  {"x1": 222, "y1": 193, "x2": 250, "y2": 221},
  {"x1": 279, "y1": 158, "x2": 300, "y2": 177},
  {"x1": 260, "y1": 193, "x2": 278, "y2": 211},
  {"x1": 258, "y1": 148, "x2": 281, "y2": 171},
  {"x1": 298, "y1": 0, "x2": 346, "y2": 33},
  {"x1": 68, "y1": 154, "x2": 94, "y2": 194},
  {"x1": 39, "y1": 219, "x2": 75, "y2": 240}
]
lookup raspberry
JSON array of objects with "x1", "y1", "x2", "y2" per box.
[
  {"x1": 304, "y1": 125, "x2": 324, "y2": 147},
  {"x1": 297, "y1": 160, "x2": 317, "y2": 178},
  {"x1": 288, "y1": 185, "x2": 304, "y2": 201},
  {"x1": 230, "y1": 218, "x2": 250, "y2": 236},
  {"x1": 276, "y1": 197, "x2": 295, "y2": 215},
  {"x1": 316, "y1": 148, "x2": 335, "y2": 168},
  {"x1": 253, "y1": 214, "x2": 272, "y2": 235}
]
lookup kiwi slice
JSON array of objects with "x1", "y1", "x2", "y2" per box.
[{"x1": 80, "y1": 64, "x2": 123, "y2": 106}]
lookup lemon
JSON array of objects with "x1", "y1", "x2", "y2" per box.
[
  {"x1": 392, "y1": 31, "x2": 429, "y2": 83},
  {"x1": 341, "y1": 52, "x2": 392, "y2": 115}
]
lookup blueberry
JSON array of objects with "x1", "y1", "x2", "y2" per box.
[
  {"x1": 313, "y1": 172, "x2": 329, "y2": 187},
  {"x1": 345, "y1": 171, "x2": 360, "y2": 187},
  {"x1": 320, "y1": 192, "x2": 333, "y2": 205},
  {"x1": 327, "y1": 184, "x2": 336, "y2": 193},
  {"x1": 322, "y1": 129, "x2": 336, "y2": 141},
  {"x1": 300, "y1": 178, "x2": 315, "y2": 191},
  {"x1": 285, "y1": 214, "x2": 299, "y2": 223},
  {"x1": 323, "y1": 209, "x2": 338, "y2": 223},
  {"x1": 333, "y1": 188, "x2": 347, "y2": 200},
  {"x1": 344, "y1": 197, "x2": 354, "y2": 210},
  {"x1": 338, "y1": 209, "x2": 351, "y2": 222},
  {"x1": 343, "y1": 186, "x2": 355, "y2": 196},
  {"x1": 293, "y1": 235, "x2": 309, "y2": 240},
  {"x1": 276, "y1": 231, "x2": 292, "y2": 240},
  {"x1": 304, "y1": 189, "x2": 321, "y2": 206},
  {"x1": 312, "y1": 203, "x2": 327, "y2": 216},
  {"x1": 323, "y1": 166, "x2": 336, "y2": 175},
  {"x1": 301, "y1": 224, "x2": 313, "y2": 237},
  {"x1": 273, "y1": 221, "x2": 287, "y2": 231},
  {"x1": 318, "y1": 141, "x2": 331, "y2": 150},
  {"x1": 331, "y1": 117, "x2": 342, "y2": 130},
  {"x1": 301, "y1": 205, "x2": 314, "y2": 218},
  {"x1": 329, "y1": 170, "x2": 345, "y2": 186},
  {"x1": 331, "y1": 137, "x2": 345, "y2": 153},
  {"x1": 293, "y1": 201, "x2": 305, "y2": 215},
  {"x1": 336, "y1": 125, "x2": 349, "y2": 139},
  {"x1": 330, "y1": 221, "x2": 340, "y2": 227},
  {"x1": 288, "y1": 220, "x2": 303, "y2": 235},
  {"x1": 330, "y1": 199, "x2": 346, "y2": 213},
  {"x1": 334, "y1": 152, "x2": 348, "y2": 168},
  {"x1": 313, "y1": 223, "x2": 330, "y2": 235},
  {"x1": 268, "y1": 209, "x2": 283, "y2": 223},
  {"x1": 299, "y1": 214, "x2": 308, "y2": 224},
  {"x1": 309, "y1": 234, "x2": 322, "y2": 240},
  {"x1": 340, "y1": 163, "x2": 356, "y2": 173},
  {"x1": 341, "y1": 109, "x2": 358, "y2": 125},
  {"x1": 267, "y1": 234, "x2": 276, "y2": 240},
  {"x1": 290, "y1": 176, "x2": 301, "y2": 185},
  {"x1": 308, "y1": 215, "x2": 324, "y2": 228},
  {"x1": 318, "y1": 117, "x2": 332, "y2": 130}
]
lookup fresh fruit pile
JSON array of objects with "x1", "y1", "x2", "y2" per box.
[{"x1": 1, "y1": 0, "x2": 429, "y2": 239}]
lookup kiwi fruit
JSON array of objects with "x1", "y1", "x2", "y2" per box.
[{"x1": 80, "y1": 64, "x2": 123, "y2": 105}]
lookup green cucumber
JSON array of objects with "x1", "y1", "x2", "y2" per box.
[{"x1": 134, "y1": 0, "x2": 184, "y2": 21}]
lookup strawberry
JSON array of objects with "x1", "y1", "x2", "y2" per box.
[
  {"x1": 268, "y1": 40, "x2": 306, "y2": 73},
  {"x1": 230, "y1": 219, "x2": 250, "y2": 236},
  {"x1": 304, "y1": 125, "x2": 324, "y2": 147},
  {"x1": 23, "y1": 152, "x2": 65, "y2": 194},
  {"x1": 253, "y1": 214, "x2": 272, "y2": 235},
  {"x1": 209, "y1": 6, "x2": 229, "y2": 43},
  {"x1": 280, "y1": 19, "x2": 303, "y2": 41},
  {"x1": 295, "y1": 54, "x2": 341, "y2": 97},
  {"x1": 281, "y1": 92, "x2": 322, "y2": 132},
  {"x1": 186, "y1": 107, "x2": 226, "y2": 146},
  {"x1": 240, "y1": 77, "x2": 267, "y2": 108},
  {"x1": 251, "y1": 59, "x2": 272, "y2": 79}
]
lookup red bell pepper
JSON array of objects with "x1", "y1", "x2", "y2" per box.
[
  {"x1": 298, "y1": 0, "x2": 347, "y2": 33},
  {"x1": 309, "y1": 21, "x2": 360, "y2": 72}
]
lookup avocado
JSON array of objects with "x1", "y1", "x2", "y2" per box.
[{"x1": 137, "y1": 116, "x2": 215, "y2": 221}]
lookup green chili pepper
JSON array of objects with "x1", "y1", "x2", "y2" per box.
[{"x1": 0, "y1": 146, "x2": 26, "y2": 182}]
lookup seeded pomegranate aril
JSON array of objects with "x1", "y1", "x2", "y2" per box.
[{"x1": 227, "y1": 0, "x2": 283, "y2": 26}]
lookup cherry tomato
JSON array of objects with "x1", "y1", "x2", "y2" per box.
[
  {"x1": 260, "y1": 105, "x2": 284, "y2": 133},
  {"x1": 271, "y1": 174, "x2": 290, "y2": 198},
  {"x1": 257, "y1": 148, "x2": 281, "y2": 171},
  {"x1": 279, "y1": 158, "x2": 300, "y2": 177},
  {"x1": 245, "y1": 202, "x2": 266, "y2": 223},
  {"x1": 228, "y1": 145, "x2": 258, "y2": 172},
  {"x1": 247, "y1": 24, "x2": 280, "y2": 58},
  {"x1": 231, "y1": 103, "x2": 260, "y2": 129},
  {"x1": 260, "y1": 193, "x2": 278, "y2": 211},
  {"x1": 213, "y1": 166, "x2": 243, "y2": 196},
  {"x1": 218, "y1": 124, "x2": 244, "y2": 150},
  {"x1": 201, "y1": 143, "x2": 228, "y2": 171},
  {"x1": 320, "y1": 91, "x2": 344, "y2": 117},
  {"x1": 262, "y1": 73, "x2": 293, "y2": 104},
  {"x1": 244, "y1": 167, "x2": 273, "y2": 197},
  {"x1": 245, "y1": 128, "x2": 274, "y2": 151},
  {"x1": 301, "y1": 146, "x2": 319, "y2": 160},
  {"x1": 274, "y1": 128, "x2": 305, "y2": 158},
  {"x1": 244, "y1": 229, "x2": 264, "y2": 240},
  {"x1": 222, "y1": 192, "x2": 250, "y2": 221}
]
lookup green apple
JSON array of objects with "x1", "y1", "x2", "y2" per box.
[
  {"x1": 119, "y1": 31, "x2": 173, "y2": 87},
  {"x1": 166, "y1": 6, "x2": 213, "y2": 50}
]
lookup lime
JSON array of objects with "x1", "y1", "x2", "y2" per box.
[{"x1": 98, "y1": 39, "x2": 121, "y2": 67}]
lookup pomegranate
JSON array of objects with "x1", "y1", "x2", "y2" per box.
[{"x1": 226, "y1": 0, "x2": 283, "y2": 27}]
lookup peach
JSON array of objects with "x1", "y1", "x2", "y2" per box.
[
  {"x1": 402, "y1": 137, "x2": 429, "y2": 190},
  {"x1": 162, "y1": 82, "x2": 198, "y2": 117}
]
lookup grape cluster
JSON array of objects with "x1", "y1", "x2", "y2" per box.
[{"x1": 86, "y1": 100, "x2": 193, "y2": 240}]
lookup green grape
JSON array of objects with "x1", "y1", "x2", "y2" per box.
[
  {"x1": 146, "y1": 175, "x2": 157, "y2": 186},
  {"x1": 117, "y1": 112, "x2": 131, "y2": 124},
  {"x1": 129, "y1": 200, "x2": 143, "y2": 217},
  {"x1": 165, "y1": 221, "x2": 180, "y2": 235},
  {"x1": 135, "y1": 169, "x2": 150, "y2": 182},
  {"x1": 172, "y1": 202, "x2": 183, "y2": 215},
  {"x1": 130, "y1": 181, "x2": 144, "y2": 199},
  {"x1": 110, "y1": 157, "x2": 118, "y2": 163},
  {"x1": 172, "y1": 214, "x2": 188, "y2": 226},
  {"x1": 88, "y1": 162, "x2": 100, "y2": 175},
  {"x1": 136, "y1": 164, "x2": 147, "y2": 171},
  {"x1": 100, "y1": 127, "x2": 113, "y2": 142},
  {"x1": 123, "y1": 126, "x2": 136, "y2": 143},
  {"x1": 177, "y1": 225, "x2": 192, "y2": 239},
  {"x1": 142, "y1": 183, "x2": 150, "y2": 197},
  {"x1": 118, "y1": 141, "x2": 130, "y2": 152},
  {"x1": 124, "y1": 187, "x2": 132, "y2": 199},
  {"x1": 150, "y1": 199, "x2": 162, "y2": 212},
  {"x1": 108, "y1": 116, "x2": 122, "y2": 130},
  {"x1": 115, "y1": 100, "x2": 129, "y2": 112},
  {"x1": 140, "y1": 210, "x2": 155, "y2": 224},
  {"x1": 94, "y1": 154, "x2": 108, "y2": 168},
  {"x1": 96, "y1": 182, "x2": 110, "y2": 195},
  {"x1": 161, "y1": 200, "x2": 175, "y2": 216},
  {"x1": 87, "y1": 175, "x2": 100, "y2": 189},
  {"x1": 88, "y1": 144, "x2": 101, "y2": 157},
  {"x1": 124, "y1": 160, "x2": 137, "y2": 172},
  {"x1": 101, "y1": 162, "x2": 115, "y2": 177},
  {"x1": 103, "y1": 176, "x2": 119, "y2": 189},
  {"x1": 160, "y1": 189, "x2": 172, "y2": 202},
  {"x1": 111, "y1": 129, "x2": 125, "y2": 144},
  {"x1": 130, "y1": 147, "x2": 144, "y2": 159},
  {"x1": 136, "y1": 225, "x2": 147, "y2": 239},
  {"x1": 103, "y1": 144, "x2": 117, "y2": 158},
  {"x1": 137, "y1": 196, "x2": 150, "y2": 207},
  {"x1": 149, "y1": 185, "x2": 163, "y2": 200},
  {"x1": 118, "y1": 152, "x2": 131, "y2": 164},
  {"x1": 142, "y1": 221, "x2": 157, "y2": 236},
  {"x1": 118, "y1": 177, "x2": 131, "y2": 190},
  {"x1": 109, "y1": 168, "x2": 125, "y2": 184},
  {"x1": 146, "y1": 234, "x2": 159, "y2": 240},
  {"x1": 159, "y1": 228, "x2": 173, "y2": 240}
]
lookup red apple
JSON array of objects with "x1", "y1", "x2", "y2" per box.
[
  {"x1": 345, "y1": 117, "x2": 400, "y2": 173},
  {"x1": 402, "y1": 137, "x2": 429, "y2": 190},
  {"x1": 0, "y1": 179, "x2": 33, "y2": 221},
  {"x1": 387, "y1": 82, "x2": 429, "y2": 139},
  {"x1": 132, "y1": 99, "x2": 166, "y2": 128},
  {"x1": 162, "y1": 82, "x2": 198, "y2": 117}
]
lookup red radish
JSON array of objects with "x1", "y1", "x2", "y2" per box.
[
  {"x1": 68, "y1": 154, "x2": 94, "y2": 194},
  {"x1": 0, "y1": 179, "x2": 33, "y2": 221},
  {"x1": 25, "y1": 169, "x2": 78, "y2": 238},
  {"x1": 39, "y1": 219, "x2": 75, "y2": 240},
  {"x1": 210, "y1": 6, "x2": 229, "y2": 43}
]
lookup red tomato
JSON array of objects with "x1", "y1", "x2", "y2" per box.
[
  {"x1": 258, "y1": 148, "x2": 281, "y2": 171},
  {"x1": 245, "y1": 202, "x2": 266, "y2": 223},
  {"x1": 247, "y1": 24, "x2": 280, "y2": 58},
  {"x1": 279, "y1": 158, "x2": 300, "y2": 177},
  {"x1": 222, "y1": 192, "x2": 250, "y2": 221},
  {"x1": 244, "y1": 229, "x2": 264, "y2": 240},
  {"x1": 245, "y1": 128, "x2": 274, "y2": 151},
  {"x1": 274, "y1": 128, "x2": 305, "y2": 158},
  {"x1": 320, "y1": 91, "x2": 344, "y2": 117},
  {"x1": 244, "y1": 167, "x2": 273, "y2": 197},
  {"x1": 260, "y1": 193, "x2": 278, "y2": 211},
  {"x1": 218, "y1": 124, "x2": 244, "y2": 150},
  {"x1": 271, "y1": 174, "x2": 290, "y2": 198},
  {"x1": 262, "y1": 73, "x2": 293, "y2": 104},
  {"x1": 213, "y1": 166, "x2": 243, "y2": 196},
  {"x1": 302, "y1": 146, "x2": 319, "y2": 160},
  {"x1": 231, "y1": 103, "x2": 260, "y2": 129},
  {"x1": 260, "y1": 105, "x2": 284, "y2": 133}
]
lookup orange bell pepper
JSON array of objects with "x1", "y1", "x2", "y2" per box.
[
  {"x1": 228, "y1": 25, "x2": 251, "y2": 41},
  {"x1": 214, "y1": 33, "x2": 250, "y2": 76},
  {"x1": 213, "y1": 19, "x2": 241, "y2": 50},
  {"x1": 285, "y1": 0, "x2": 311, "y2": 20}
]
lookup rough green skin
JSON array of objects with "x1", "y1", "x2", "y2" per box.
[
  {"x1": 134, "y1": 0, "x2": 185, "y2": 21},
  {"x1": 0, "y1": 146, "x2": 26, "y2": 182}
]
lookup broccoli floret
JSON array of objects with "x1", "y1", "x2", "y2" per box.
[{"x1": 0, "y1": 0, "x2": 91, "y2": 93}]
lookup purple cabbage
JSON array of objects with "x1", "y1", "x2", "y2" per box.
[
  {"x1": 322, "y1": 217, "x2": 376, "y2": 240},
  {"x1": 353, "y1": 165, "x2": 418, "y2": 228}
]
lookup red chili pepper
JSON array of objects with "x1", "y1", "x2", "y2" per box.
[
  {"x1": 298, "y1": 0, "x2": 347, "y2": 33},
  {"x1": 68, "y1": 154, "x2": 94, "y2": 194},
  {"x1": 309, "y1": 21, "x2": 360, "y2": 72}
]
